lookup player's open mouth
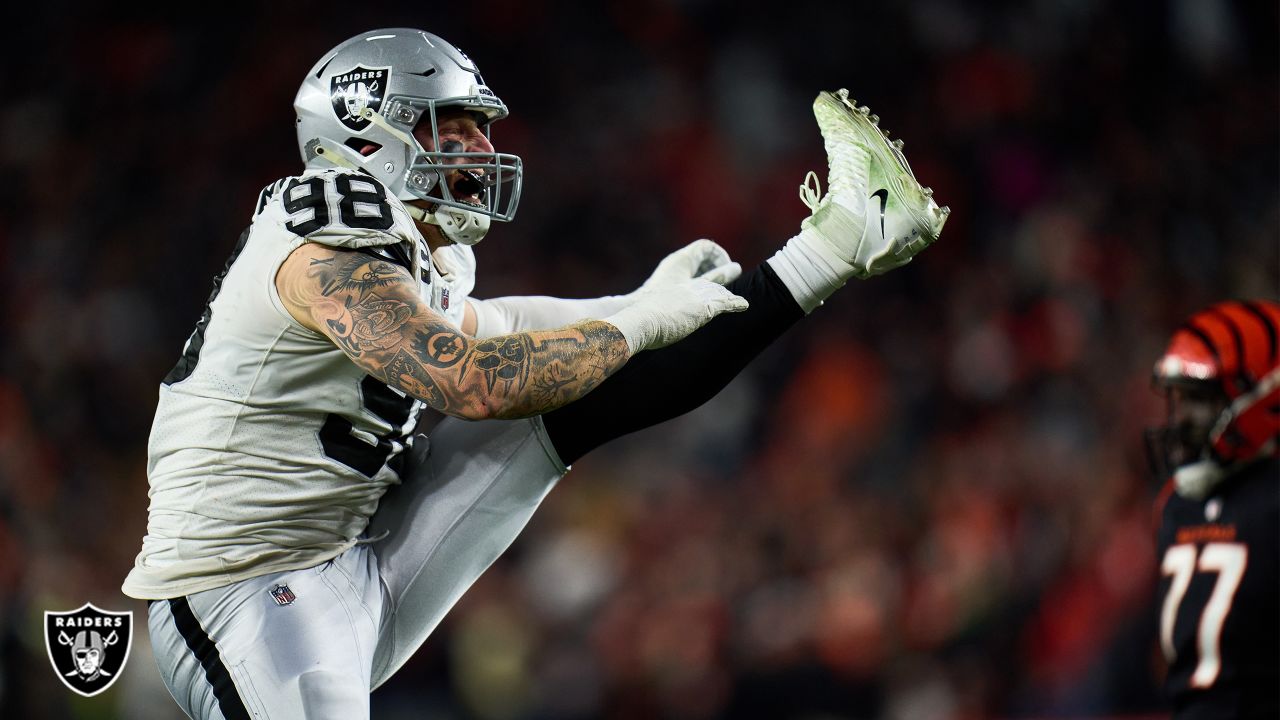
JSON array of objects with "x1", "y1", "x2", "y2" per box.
[{"x1": 450, "y1": 170, "x2": 487, "y2": 207}]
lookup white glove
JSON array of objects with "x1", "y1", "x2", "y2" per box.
[
  {"x1": 604, "y1": 279, "x2": 749, "y2": 354},
  {"x1": 636, "y1": 239, "x2": 742, "y2": 292},
  {"x1": 469, "y1": 239, "x2": 742, "y2": 338}
]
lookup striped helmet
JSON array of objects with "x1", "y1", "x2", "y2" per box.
[{"x1": 1147, "y1": 299, "x2": 1280, "y2": 497}]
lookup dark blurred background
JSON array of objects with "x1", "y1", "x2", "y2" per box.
[{"x1": 2, "y1": 1, "x2": 1276, "y2": 718}]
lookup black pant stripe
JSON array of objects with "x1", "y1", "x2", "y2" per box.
[{"x1": 168, "y1": 597, "x2": 251, "y2": 720}]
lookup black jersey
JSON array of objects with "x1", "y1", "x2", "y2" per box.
[{"x1": 1155, "y1": 458, "x2": 1279, "y2": 719}]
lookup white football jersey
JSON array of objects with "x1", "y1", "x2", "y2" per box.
[{"x1": 123, "y1": 168, "x2": 476, "y2": 599}]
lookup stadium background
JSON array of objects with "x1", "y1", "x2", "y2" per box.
[{"x1": 2, "y1": 1, "x2": 1276, "y2": 718}]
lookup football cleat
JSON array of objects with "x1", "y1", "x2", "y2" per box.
[{"x1": 802, "y1": 88, "x2": 948, "y2": 278}]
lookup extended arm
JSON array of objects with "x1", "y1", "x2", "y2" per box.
[
  {"x1": 467, "y1": 294, "x2": 631, "y2": 338},
  {"x1": 465, "y1": 239, "x2": 743, "y2": 337},
  {"x1": 277, "y1": 243, "x2": 629, "y2": 420}
]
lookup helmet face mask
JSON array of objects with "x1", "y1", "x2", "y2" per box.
[
  {"x1": 394, "y1": 97, "x2": 522, "y2": 222},
  {"x1": 1145, "y1": 300, "x2": 1280, "y2": 497},
  {"x1": 1145, "y1": 380, "x2": 1228, "y2": 483},
  {"x1": 294, "y1": 29, "x2": 523, "y2": 232}
]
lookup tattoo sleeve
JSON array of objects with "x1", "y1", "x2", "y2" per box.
[{"x1": 279, "y1": 244, "x2": 630, "y2": 420}]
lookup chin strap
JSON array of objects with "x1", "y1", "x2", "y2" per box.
[
  {"x1": 401, "y1": 202, "x2": 490, "y2": 245},
  {"x1": 424, "y1": 205, "x2": 490, "y2": 246},
  {"x1": 1173, "y1": 460, "x2": 1226, "y2": 500}
]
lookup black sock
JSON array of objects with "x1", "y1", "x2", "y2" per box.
[{"x1": 542, "y1": 263, "x2": 805, "y2": 465}]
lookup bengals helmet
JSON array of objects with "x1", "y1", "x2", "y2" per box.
[{"x1": 1146, "y1": 299, "x2": 1280, "y2": 498}]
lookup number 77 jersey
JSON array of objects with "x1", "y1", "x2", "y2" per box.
[
  {"x1": 123, "y1": 167, "x2": 474, "y2": 601},
  {"x1": 1155, "y1": 457, "x2": 1279, "y2": 719}
]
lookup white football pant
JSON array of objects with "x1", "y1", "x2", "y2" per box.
[{"x1": 147, "y1": 416, "x2": 567, "y2": 719}]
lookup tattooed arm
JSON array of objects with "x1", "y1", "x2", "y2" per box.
[{"x1": 276, "y1": 242, "x2": 630, "y2": 420}]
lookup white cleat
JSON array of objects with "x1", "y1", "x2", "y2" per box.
[{"x1": 802, "y1": 88, "x2": 949, "y2": 278}]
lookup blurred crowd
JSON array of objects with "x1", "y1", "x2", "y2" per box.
[{"x1": 1, "y1": 1, "x2": 1275, "y2": 718}]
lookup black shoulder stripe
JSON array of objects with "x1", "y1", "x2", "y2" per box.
[
  {"x1": 387, "y1": 240, "x2": 414, "y2": 270},
  {"x1": 355, "y1": 167, "x2": 382, "y2": 182},
  {"x1": 254, "y1": 179, "x2": 282, "y2": 216},
  {"x1": 1240, "y1": 300, "x2": 1279, "y2": 367},
  {"x1": 355, "y1": 244, "x2": 413, "y2": 271}
]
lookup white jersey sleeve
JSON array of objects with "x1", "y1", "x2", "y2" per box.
[{"x1": 123, "y1": 167, "x2": 472, "y2": 599}]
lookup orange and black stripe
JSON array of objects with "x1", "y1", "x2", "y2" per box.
[{"x1": 1179, "y1": 300, "x2": 1280, "y2": 393}]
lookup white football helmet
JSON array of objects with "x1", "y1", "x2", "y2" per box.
[{"x1": 294, "y1": 28, "x2": 522, "y2": 244}]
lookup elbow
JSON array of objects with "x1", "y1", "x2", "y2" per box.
[
  {"x1": 454, "y1": 397, "x2": 503, "y2": 421},
  {"x1": 439, "y1": 388, "x2": 534, "y2": 421},
  {"x1": 451, "y1": 406, "x2": 491, "y2": 422},
  {"x1": 464, "y1": 397, "x2": 538, "y2": 422}
]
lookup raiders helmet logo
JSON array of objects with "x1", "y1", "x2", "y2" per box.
[
  {"x1": 44, "y1": 603, "x2": 133, "y2": 697},
  {"x1": 330, "y1": 65, "x2": 390, "y2": 132}
]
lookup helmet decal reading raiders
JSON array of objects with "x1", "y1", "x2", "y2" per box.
[{"x1": 331, "y1": 66, "x2": 390, "y2": 132}]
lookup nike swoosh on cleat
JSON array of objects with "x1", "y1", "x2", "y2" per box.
[{"x1": 870, "y1": 189, "x2": 888, "y2": 238}]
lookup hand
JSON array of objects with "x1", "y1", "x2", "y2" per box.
[
  {"x1": 605, "y1": 278, "x2": 749, "y2": 354},
  {"x1": 636, "y1": 239, "x2": 742, "y2": 293}
]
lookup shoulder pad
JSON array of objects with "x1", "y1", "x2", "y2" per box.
[{"x1": 254, "y1": 168, "x2": 423, "y2": 252}]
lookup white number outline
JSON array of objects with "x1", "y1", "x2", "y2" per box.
[{"x1": 1158, "y1": 541, "x2": 1248, "y2": 689}]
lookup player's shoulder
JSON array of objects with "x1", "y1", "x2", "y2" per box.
[
  {"x1": 1226, "y1": 458, "x2": 1280, "y2": 524},
  {"x1": 1156, "y1": 459, "x2": 1279, "y2": 545},
  {"x1": 251, "y1": 167, "x2": 421, "y2": 253}
]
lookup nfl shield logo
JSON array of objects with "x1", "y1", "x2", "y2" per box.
[
  {"x1": 330, "y1": 65, "x2": 390, "y2": 132},
  {"x1": 44, "y1": 603, "x2": 133, "y2": 697},
  {"x1": 270, "y1": 584, "x2": 297, "y2": 606}
]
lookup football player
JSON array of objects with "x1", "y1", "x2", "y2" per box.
[
  {"x1": 1148, "y1": 299, "x2": 1279, "y2": 719},
  {"x1": 124, "y1": 28, "x2": 947, "y2": 719}
]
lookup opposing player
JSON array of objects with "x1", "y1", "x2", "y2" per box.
[
  {"x1": 1148, "y1": 299, "x2": 1279, "y2": 719},
  {"x1": 124, "y1": 28, "x2": 948, "y2": 718}
]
